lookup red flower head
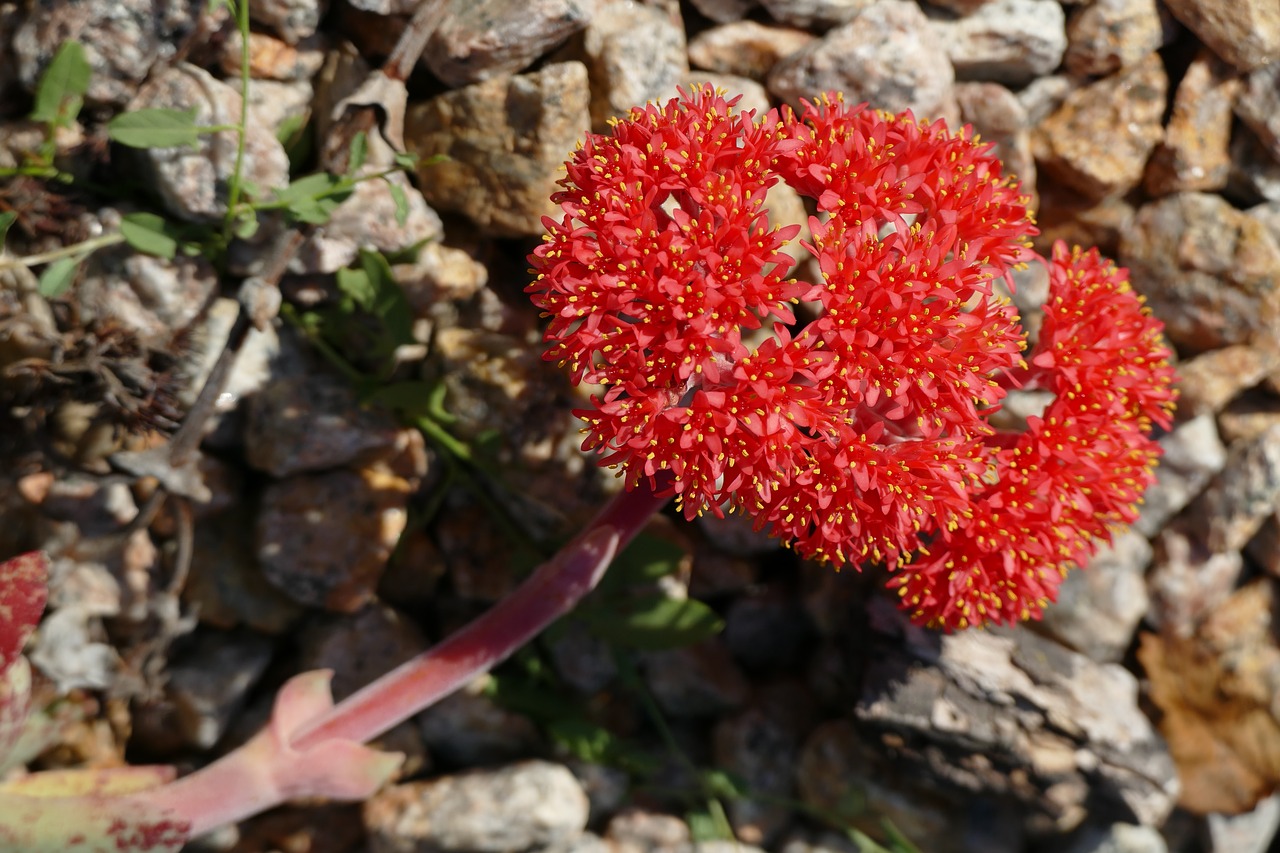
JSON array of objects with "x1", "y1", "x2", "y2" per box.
[{"x1": 528, "y1": 87, "x2": 1176, "y2": 630}]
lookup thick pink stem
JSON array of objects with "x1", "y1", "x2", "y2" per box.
[{"x1": 293, "y1": 473, "x2": 672, "y2": 747}]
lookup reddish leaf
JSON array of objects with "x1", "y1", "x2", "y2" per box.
[{"x1": 0, "y1": 552, "x2": 49, "y2": 674}]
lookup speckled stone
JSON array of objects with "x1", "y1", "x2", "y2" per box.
[
  {"x1": 1036, "y1": 530, "x2": 1152, "y2": 663},
  {"x1": 1034, "y1": 52, "x2": 1166, "y2": 200},
  {"x1": 768, "y1": 0, "x2": 957, "y2": 123},
  {"x1": 244, "y1": 373, "x2": 406, "y2": 478},
  {"x1": 1162, "y1": 0, "x2": 1280, "y2": 71},
  {"x1": 581, "y1": 1, "x2": 689, "y2": 131},
  {"x1": 642, "y1": 639, "x2": 749, "y2": 716},
  {"x1": 689, "y1": 0, "x2": 758, "y2": 24},
  {"x1": 1118, "y1": 192, "x2": 1280, "y2": 354},
  {"x1": 1064, "y1": 0, "x2": 1163, "y2": 76},
  {"x1": 416, "y1": 675, "x2": 541, "y2": 766},
  {"x1": 1135, "y1": 414, "x2": 1228, "y2": 538},
  {"x1": 405, "y1": 61, "x2": 591, "y2": 237},
  {"x1": 1230, "y1": 126, "x2": 1280, "y2": 204},
  {"x1": 1144, "y1": 50, "x2": 1242, "y2": 196},
  {"x1": 757, "y1": 0, "x2": 874, "y2": 29},
  {"x1": 164, "y1": 627, "x2": 274, "y2": 750},
  {"x1": 955, "y1": 81, "x2": 1035, "y2": 191},
  {"x1": 1174, "y1": 344, "x2": 1279, "y2": 418},
  {"x1": 12, "y1": 0, "x2": 205, "y2": 107},
  {"x1": 251, "y1": 0, "x2": 326, "y2": 43},
  {"x1": 125, "y1": 63, "x2": 289, "y2": 223},
  {"x1": 364, "y1": 761, "x2": 589, "y2": 853},
  {"x1": 930, "y1": 0, "x2": 1067, "y2": 86},
  {"x1": 256, "y1": 457, "x2": 419, "y2": 612},
  {"x1": 425, "y1": 0, "x2": 593, "y2": 87},
  {"x1": 688, "y1": 21, "x2": 814, "y2": 80}
]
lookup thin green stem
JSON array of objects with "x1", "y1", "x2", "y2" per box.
[
  {"x1": 0, "y1": 233, "x2": 124, "y2": 269},
  {"x1": 222, "y1": 0, "x2": 252, "y2": 243}
]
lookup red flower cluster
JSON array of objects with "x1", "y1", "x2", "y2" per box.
[{"x1": 528, "y1": 87, "x2": 1176, "y2": 630}]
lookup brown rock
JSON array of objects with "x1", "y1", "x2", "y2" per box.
[
  {"x1": 931, "y1": 0, "x2": 1067, "y2": 86},
  {"x1": 1219, "y1": 390, "x2": 1280, "y2": 445},
  {"x1": 1032, "y1": 176, "x2": 1135, "y2": 258},
  {"x1": 1118, "y1": 192, "x2": 1280, "y2": 354},
  {"x1": 1144, "y1": 50, "x2": 1242, "y2": 196},
  {"x1": 1162, "y1": 0, "x2": 1280, "y2": 71},
  {"x1": 1175, "y1": 344, "x2": 1279, "y2": 418},
  {"x1": 256, "y1": 454, "x2": 420, "y2": 612},
  {"x1": 768, "y1": 0, "x2": 957, "y2": 123},
  {"x1": 1064, "y1": 0, "x2": 1163, "y2": 76},
  {"x1": 425, "y1": 0, "x2": 592, "y2": 87},
  {"x1": 405, "y1": 62, "x2": 591, "y2": 237},
  {"x1": 687, "y1": 20, "x2": 815, "y2": 80},
  {"x1": 758, "y1": 0, "x2": 874, "y2": 29},
  {"x1": 689, "y1": 0, "x2": 758, "y2": 24},
  {"x1": 1033, "y1": 52, "x2": 1167, "y2": 200}
]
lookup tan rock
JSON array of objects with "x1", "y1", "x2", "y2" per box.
[
  {"x1": 687, "y1": 20, "x2": 814, "y2": 80},
  {"x1": 1145, "y1": 50, "x2": 1242, "y2": 196},
  {"x1": 1064, "y1": 0, "x2": 1162, "y2": 76},
  {"x1": 581, "y1": 0, "x2": 689, "y2": 131},
  {"x1": 1033, "y1": 52, "x2": 1167, "y2": 200},
  {"x1": 1175, "y1": 344, "x2": 1279, "y2": 418},
  {"x1": 405, "y1": 62, "x2": 591, "y2": 237},
  {"x1": 1162, "y1": 0, "x2": 1280, "y2": 71}
]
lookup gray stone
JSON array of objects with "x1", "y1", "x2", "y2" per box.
[
  {"x1": 76, "y1": 229, "x2": 220, "y2": 351},
  {"x1": 853, "y1": 609, "x2": 1179, "y2": 835},
  {"x1": 723, "y1": 589, "x2": 815, "y2": 670},
  {"x1": 1037, "y1": 530, "x2": 1152, "y2": 663},
  {"x1": 127, "y1": 63, "x2": 289, "y2": 223},
  {"x1": 1147, "y1": 521, "x2": 1245, "y2": 638},
  {"x1": 165, "y1": 627, "x2": 274, "y2": 750},
  {"x1": 1145, "y1": 50, "x2": 1241, "y2": 196},
  {"x1": 405, "y1": 61, "x2": 591, "y2": 237},
  {"x1": 237, "y1": 78, "x2": 313, "y2": 139},
  {"x1": 1018, "y1": 73, "x2": 1074, "y2": 125},
  {"x1": 417, "y1": 675, "x2": 541, "y2": 766},
  {"x1": 364, "y1": 761, "x2": 589, "y2": 853},
  {"x1": 251, "y1": 0, "x2": 326, "y2": 43},
  {"x1": 1187, "y1": 424, "x2": 1280, "y2": 554},
  {"x1": 1118, "y1": 192, "x2": 1280, "y2": 354},
  {"x1": 582, "y1": 1, "x2": 689, "y2": 131},
  {"x1": 642, "y1": 640, "x2": 748, "y2": 716},
  {"x1": 244, "y1": 373, "x2": 404, "y2": 478},
  {"x1": 758, "y1": 0, "x2": 874, "y2": 29},
  {"x1": 1064, "y1": 0, "x2": 1163, "y2": 76},
  {"x1": 13, "y1": 0, "x2": 203, "y2": 107},
  {"x1": 1135, "y1": 414, "x2": 1227, "y2": 538},
  {"x1": 1033, "y1": 53, "x2": 1166, "y2": 200},
  {"x1": 1161, "y1": 0, "x2": 1280, "y2": 71},
  {"x1": 1230, "y1": 126, "x2": 1280, "y2": 204},
  {"x1": 687, "y1": 21, "x2": 814, "y2": 81},
  {"x1": 1063, "y1": 823, "x2": 1168, "y2": 853},
  {"x1": 1220, "y1": 390, "x2": 1280, "y2": 445},
  {"x1": 1236, "y1": 61, "x2": 1280, "y2": 163},
  {"x1": 768, "y1": 0, "x2": 957, "y2": 123},
  {"x1": 425, "y1": 0, "x2": 593, "y2": 87},
  {"x1": 930, "y1": 0, "x2": 1067, "y2": 86},
  {"x1": 546, "y1": 620, "x2": 618, "y2": 694}
]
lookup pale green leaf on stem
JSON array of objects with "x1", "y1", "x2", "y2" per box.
[
  {"x1": 386, "y1": 178, "x2": 409, "y2": 227},
  {"x1": 119, "y1": 212, "x2": 179, "y2": 259},
  {"x1": 30, "y1": 41, "x2": 90, "y2": 126},
  {"x1": 347, "y1": 131, "x2": 368, "y2": 175},
  {"x1": 108, "y1": 107, "x2": 202, "y2": 149},
  {"x1": 37, "y1": 256, "x2": 80, "y2": 297}
]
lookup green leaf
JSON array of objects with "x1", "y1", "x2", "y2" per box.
[
  {"x1": 30, "y1": 41, "x2": 90, "y2": 126},
  {"x1": 583, "y1": 596, "x2": 724, "y2": 651},
  {"x1": 0, "y1": 212, "x2": 16, "y2": 246},
  {"x1": 686, "y1": 811, "x2": 724, "y2": 843},
  {"x1": 546, "y1": 719, "x2": 619, "y2": 765},
  {"x1": 107, "y1": 107, "x2": 202, "y2": 148},
  {"x1": 393, "y1": 151, "x2": 420, "y2": 170},
  {"x1": 233, "y1": 210, "x2": 260, "y2": 239},
  {"x1": 362, "y1": 381, "x2": 435, "y2": 418},
  {"x1": 347, "y1": 131, "x2": 368, "y2": 175},
  {"x1": 119, "y1": 212, "x2": 178, "y2": 259},
  {"x1": 599, "y1": 532, "x2": 687, "y2": 595},
  {"x1": 335, "y1": 267, "x2": 375, "y2": 311},
  {"x1": 358, "y1": 248, "x2": 414, "y2": 347},
  {"x1": 275, "y1": 172, "x2": 353, "y2": 224},
  {"x1": 386, "y1": 178, "x2": 409, "y2": 227},
  {"x1": 37, "y1": 257, "x2": 80, "y2": 297}
]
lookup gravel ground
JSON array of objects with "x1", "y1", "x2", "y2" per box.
[{"x1": 3, "y1": 0, "x2": 1280, "y2": 852}]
